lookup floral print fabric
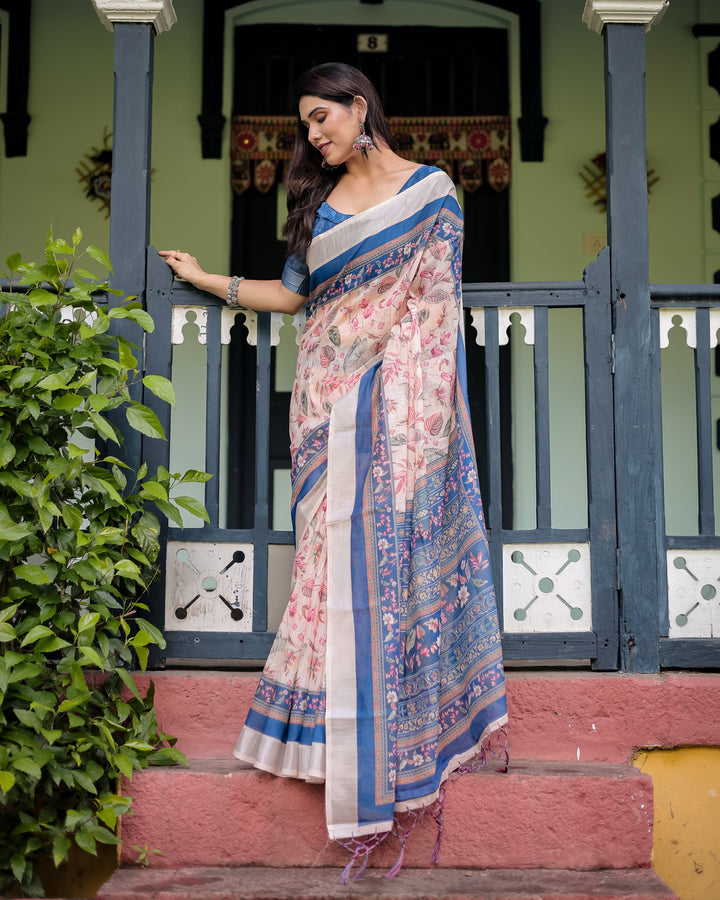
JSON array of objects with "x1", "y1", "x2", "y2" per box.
[{"x1": 234, "y1": 167, "x2": 507, "y2": 839}]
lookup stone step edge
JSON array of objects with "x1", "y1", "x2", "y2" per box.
[
  {"x1": 97, "y1": 865, "x2": 678, "y2": 900},
  {"x1": 119, "y1": 758, "x2": 654, "y2": 871},
  {"x1": 137, "y1": 670, "x2": 720, "y2": 765},
  {"x1": 135, "y1": 757, "x2": 649, "y2": 778}
]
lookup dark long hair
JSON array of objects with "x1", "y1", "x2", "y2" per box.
[{"x1": 283, "y1": 62, "x2": 397, "y2": 257}]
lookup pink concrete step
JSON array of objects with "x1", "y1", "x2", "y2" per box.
[
  {"x1": 140, "y1": 670, "x2": 720, "y2": 764},
  {"x1": 119, "y1": 759, "x2": 653, "y2": 871},
  {"x1": 97, "y1": 865, "x2": 678, "y2": 900}
]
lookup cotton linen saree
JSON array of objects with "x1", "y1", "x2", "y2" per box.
[{"x1": 234, "y1": 166, "x2": 507, "y2": 848}]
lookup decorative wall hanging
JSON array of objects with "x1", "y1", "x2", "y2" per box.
[
  {"x1": 231, "y1": 114, "x2": 511, "y2": 196},
  {"x1": 76, "y1": 129, "x2": 113, "y2": 218},
  {"x1": 579, "y1": 151, "x2": 659, "y2": 213}
]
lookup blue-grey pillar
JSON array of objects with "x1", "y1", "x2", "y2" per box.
[
  {"x1": 584, "y1": 1, "x2": 668, "y2": 672},
  {"x1": 92, "y1": 1, "x2": 177, "y2": 471}
]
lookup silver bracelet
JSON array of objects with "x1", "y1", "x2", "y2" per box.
[{"x1": 226, "y1": 275, "x2": 245, "y2": 306}]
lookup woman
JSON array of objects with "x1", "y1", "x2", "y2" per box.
[{"x1": 161, "y1": 62, "x2": 507, "y2": 876}]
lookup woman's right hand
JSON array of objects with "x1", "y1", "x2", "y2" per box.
[{"x1": 158, "y1": 250, "x2": 207, "y2": 288}]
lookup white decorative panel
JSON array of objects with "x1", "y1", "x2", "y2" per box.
[
  {"x1": 499, "y1": 307, "x2": 534, "y2": 346},
  {"x1": 165, "y1": 541, "x2": 253, "y2": 632},
  {"x1": 292, "y1": 311, "x2": 308, "y2": 345},
  {"x1": 172, "y1": 306, "x2": 207, "y2": 344},
  {"x1": 469, "y1": 308, "x2": 485, "y2": 347},
  {"x1": 710, "y1": 309, "x2": 720, "y2": 348},
  {"x1": 667, "y1": 550, "x2": 720, "y2": 638},
  {"x1": 503, "y1": 543, "x2": 592, "y2": 632},
  {"x1": 659, "y1": 309, "x2": 696, "y2": 349}
]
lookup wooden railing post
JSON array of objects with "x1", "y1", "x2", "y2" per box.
[
  {"x1": 91, "y1": 0, "x2": 177, "y2": 472},
  {"x1": 583, "y1": 0, "x2": 668, "y2": 672}
]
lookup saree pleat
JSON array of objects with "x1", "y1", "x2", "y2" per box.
[{"x1": 234, "y1": 167, "x2": 507, "y2": 841}]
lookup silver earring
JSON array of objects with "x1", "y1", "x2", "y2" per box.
[{"x1": 352, "y1": 121, "x2": 375, "y2": 152}]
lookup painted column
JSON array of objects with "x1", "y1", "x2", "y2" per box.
[
  {"x1": 91, "y1": 0, "x2": 176, "y2": 469},
  {"x1": 583, "y1": 0, "x2": 668, "y2": 672}
]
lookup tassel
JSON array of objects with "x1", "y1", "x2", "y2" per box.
[
  {"x1": 386, "y1": 842, "x2": 405, "y2": 879},
  {"x1": 341, "y1": 856, "x2": 356, "y2": 885},
  {"x1": 353, "y1": 853, "x2": 369, "y2": 880}
]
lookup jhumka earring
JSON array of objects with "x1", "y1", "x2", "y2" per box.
[{"x1": 352, "y1": 121, "x2": 375, "y2": 152}]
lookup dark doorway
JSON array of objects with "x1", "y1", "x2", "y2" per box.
[{"x1": 226, "y1": 23, "x2": 512, "y2": 530}]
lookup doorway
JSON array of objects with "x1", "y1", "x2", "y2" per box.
[{"x1": 226, "y1": 23, "x2": 512, "y2": 530}]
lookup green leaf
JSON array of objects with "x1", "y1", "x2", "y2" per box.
[
  {"x1": 10, "y1": 853, "x2": 26, "y2": 885},
  {"x1": 173, "y1": 495, "x2": 210, "y2": 522},
  {"x1": 131, "y1": 511, "x2": 160, "y2": 560},
  {"x1": 0, "y1": 441, "x2": 16, "y2": 466},
  {"x1": 114, "y1": 559, "x2": 143, "y2": 583},
  {"x1": 135, "y1": 617, "x2": 166, "y2": 646},
  {"x1": 142, "y1": 374, "x2": 175, "y2": 405},
  {"x1": 0, "y1": 472, "x2": 34, "y2": 497},
  {"x1": 116, "y1": 667, "x2": 142, "y2": 700},
  {"x1": 154, "y1": 498, "x2": 183, "y2": 528},
  {"x1": 109, "y1": 307, "x2": 155, "y2": 332},
  {"x1": 72, "y1": 769, "x2": 98, "y2": 794},
  {"x1": 28, "y1": 436, "x2": 54, "y2": 455},
  {"x1": 49, "y1": 238, "x2": 74, "y2": 254},
  {"x1": 78, "y1": 612, "x2": 101, "y2": 632},
  {"x1": 6, "y1": 252, "x2": 21, "y2": 270},
  {"x1": 125, "y1": 740, "x2": 155, "y2": 752},
  {"x1": 78, "y1": 646, "x2": 106, "y2": 669},
  {"x1": 126, "y1": 403, "x2": 166, "y2": 440},
  {"x1": 62, "y1": 504, "x2": 84, "y2": 531},
  {"x1": 0, "y1": 602, "x2": 19, "y2": 623},
  {"x1": 37, "y1": 371, "x2": 72, "y2": 390},
  {"x1": 86, "y1": 244, "x2": 113, "y2": 273},
  {"x1": 52, "y1": 392, "x2": 84, "y2": 411},
  {"x1": 147, "y1": 747, "x2": 188, "y2": 766},
  {"x1": 114, "y1": 752, "x2": 133, "y2": 778},
  {"x1": 97, "y1": 807, "x2": 118, "y2": 830},
  {"x1": 65, "y1": 809, "x2": 87, "y2": 831},
  {"x1": 53, "y1": 835, "x2": 72, "y2": 867},
  {"x1": 85, "y1": 820, "x2": 120, "y2": 845},
  {"x1": 0, "y1": 769, "x2": 16, "y2": 792},
  {"x1": 0, "y1": 523, "x2": 30, "y2": 542},
  {"x1": 135, "y1": 644, "x2": 149, "y2": 671},
  {"x1": 140, "y1": 480, "x2": 168, "y2": 502},
  {"x1": 88, "y1": 409, "x2": 119, "y2": 443},
  {"x1": 12, "y1": 756, "x2": 42, "y2": 779},
  {"x1": 179, "y1": 469, "x2": 213, "y2": 484},
  {"x1": 58, "y1": 692, "x2": 90, "y2": 713},
  {"x1": 41, "y1": 728, "x2": 63, "y2": 745},
  {"x1": 36, "y1": 636, "x2": 72, "y2": 653},
  {"x1": 20, "y1": 624, "x2": 54, "y2": 646},
  {"x1": 27, "y1": 287, "x2": 59, "y2": 307},
  {"x1": 75, "y1": 828, "x2": 98, "y2": 855},
  {"x1": 0, "y1": 622, "x2": 17, "y2": 642},
  {"x1": 14, "y1": 564, "x2": 52, "y2": 585}
]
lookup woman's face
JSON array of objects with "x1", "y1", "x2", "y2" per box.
[{"x1": 298, "y1": 94, "x2": 364, "y2": 167}]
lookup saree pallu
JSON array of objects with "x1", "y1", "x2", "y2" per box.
[{"x1": 234, "y1": 167, "x2": 507, "y2": 844}]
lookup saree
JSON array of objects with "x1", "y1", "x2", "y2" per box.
[{"x1": 234, "y1": 166, "x2": 507, "y2": 850}]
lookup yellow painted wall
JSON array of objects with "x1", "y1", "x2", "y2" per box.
[{"x1": 634, "y1": 748, "x2": 720, "y2": 900}]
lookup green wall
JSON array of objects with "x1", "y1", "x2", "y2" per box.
[
  {"x1": 0, "y1": 0, "x2": 707, "y2": 283},
  {"x1": 0, "y1": 0, "x2": 715, "y2": 536}
]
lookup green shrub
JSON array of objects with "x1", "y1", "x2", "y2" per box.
[{"x1": 0, "y1": 229, "x2": 208, "y2": 896}]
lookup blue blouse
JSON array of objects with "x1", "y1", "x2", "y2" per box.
[{"x1": 281, "y1": 166, "x2": 437, "y2": 298}]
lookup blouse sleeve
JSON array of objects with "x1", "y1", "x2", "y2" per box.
[{"x1": 281, "y1": 253, "x2": 310, "y2": 298}]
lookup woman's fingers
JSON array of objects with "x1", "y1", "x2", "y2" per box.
[{"x1": 157, "y1": 251, "x2": 206, "y2": 287}]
